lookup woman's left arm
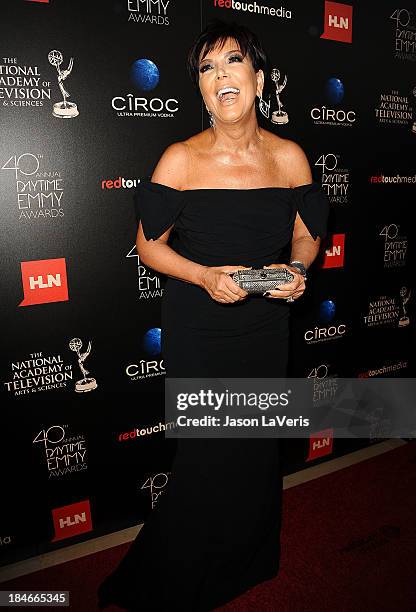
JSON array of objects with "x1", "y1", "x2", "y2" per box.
[
  {"x1": 289, "y1": 214, "x2": 321, "y2": 271},
  {"x1": 287, "y1": 140, "x2": 323, "y2": 272},
  {"x1": 264, "y1": 140, "x2": 322, "y2": 301}
]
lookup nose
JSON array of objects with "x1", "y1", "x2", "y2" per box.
[
  {"x1": 215, "y1": 62, "x2": 228, "y2": 79},
  {"x1": 216, "y1": 71, "x2": 228, "y2": 81}
]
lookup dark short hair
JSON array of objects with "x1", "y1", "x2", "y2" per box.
[{"x1": 187, "y1": 19, "x2": 268, "y2": 90}]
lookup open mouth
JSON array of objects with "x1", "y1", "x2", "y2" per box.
[{"x1": 216, "y1": 86, "x2": 240, "y2": 102}]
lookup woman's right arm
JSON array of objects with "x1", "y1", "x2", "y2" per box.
[{"x1": 136, "y1": 142, "x2": 248, "y2": 304}]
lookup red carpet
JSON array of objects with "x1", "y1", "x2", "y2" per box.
[{"x1": 2, "y1": 442, "x2": 416, "y2": 611}]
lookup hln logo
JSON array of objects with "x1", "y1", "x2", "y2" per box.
[
  {"x1": 52, "y1": 499, "x2": 92, "y2": 541},
  {"x1": 328, "y1": 14, "x2": 349, "y2": 30},
  {"x1": 321, "y1": 1, "x2": 353, "y2": 44},
  {"x1": 306, "y1": 428, "x2": 334, "y2": 461},
  {"x1": 322, "y1": 234, "x2": 345, "y2": 268},
  {"x1": 312, "y1": 438, "x2": 331, "y2": 450},
  {"x1": 326, "y1": 245, "x2": 341, "y2": 256},
  {"x1": 29, "y1": 273, "x2": 61, "y2": 290},
  {"x1": 19, "y1": 258, "x2": 69, "y2": 306},
  {"x1": 59, "y1": 512, "x2": 86, "y2": 529}
]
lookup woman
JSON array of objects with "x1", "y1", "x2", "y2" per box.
[{"x1": 98, "y1": 19, "x2": 329, "y2": 611}]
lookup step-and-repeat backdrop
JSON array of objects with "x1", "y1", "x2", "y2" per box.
[{"x1": 1, "y1": 0, "x2": 414, "y2": 565}]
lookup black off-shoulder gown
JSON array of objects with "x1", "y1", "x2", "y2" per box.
[{"x1": 98, "y1": 181, "x2": 329, "y2": 611}]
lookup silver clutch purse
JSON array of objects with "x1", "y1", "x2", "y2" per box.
[{"x1": 229, "y1": 268, "x2": 294, "y2": 294}]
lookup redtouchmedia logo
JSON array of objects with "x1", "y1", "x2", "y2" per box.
[
  {"x1": 321, "y1": 1, "x2": 353, "y2": 43},
  {"x1": 101, "y1": 177, "x2": 140, "y2": 190},
  {"x1": 118, "y1": 421, "x2": 176, "y2": 441},
  {"x1": 19, "y1": 258, "x2": 68, "y2": 307},
  {"x1": 51, "y1": 499, "x2": 92, "y2": 541},
  {"x1": 213, "y1": 0, "x2": 292, "y2": 20}
]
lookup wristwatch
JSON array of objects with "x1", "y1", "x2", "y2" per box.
[{"x1": 289, "y1": 260, "x2": 307, "y2": 280}]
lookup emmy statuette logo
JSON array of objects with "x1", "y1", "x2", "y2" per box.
[
  {"x1": 398, "y1": 287, "x2": 411, "y2": 327},
  {"x1": 258, "y1": 68, "x2": 288, "y2": 125},
  {"x1": 68, "y1": 338, "x2": 97, "y2": 392},
  {"x1": 48, "y1": 50, "x2": 79, "y2": 118}
]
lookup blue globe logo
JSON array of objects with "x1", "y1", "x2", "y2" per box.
[
  {"x1": 319, "y1": 300, "x2": 336, "y2": 323},
  {"x1": 325, "y1": 78, "x2": 344, "y2": 105},
  {"x1": 130, "y1": 59, "x2": 159, "y2": 91},
  {"x1": 143, "y1": 327, "x2": 161, "y2": 356}
]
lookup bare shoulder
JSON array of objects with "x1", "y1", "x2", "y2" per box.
[
  {"x1": 182, "y1": 129, "x2": 211, "y2": 152},
  {"x1": 151, "y1": 140, "x2": 190, "y2": 190},
  {"x1": 265, "y1": 131, "x2": 313, "y2": 187}
]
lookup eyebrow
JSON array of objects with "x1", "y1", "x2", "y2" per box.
[{"x1": 199, "y1": 49, "x2": 243, "y2": 65}]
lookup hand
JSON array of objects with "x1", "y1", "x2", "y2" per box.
[
  {"x1": 262, "y1": 263, "x2": 306, "y2": 302},
  {"x1": 199, "y1": 265, "x2": 250, "y2": 304}
]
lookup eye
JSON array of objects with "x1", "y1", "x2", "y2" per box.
[
  {"x1": 228, "y1": 54, "x2": 243, "y2": 63},
  {"x1": 199, "y1": 63, "x2": 212, "y2": 73}
]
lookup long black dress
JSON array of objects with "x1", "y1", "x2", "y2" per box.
[{"x1": 98, "y1": 180, "x2": 329, "y2": 611}]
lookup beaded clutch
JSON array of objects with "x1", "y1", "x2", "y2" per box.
[{"x1": 229, "y1": 268, "x2": 294, "y2": 294}]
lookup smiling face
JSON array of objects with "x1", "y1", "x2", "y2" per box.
[{"x1": 198, "y1": 37, "x2": 264, "y2": 124}]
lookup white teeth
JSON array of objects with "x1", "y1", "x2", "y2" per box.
[{"x1": 217, "y1": 87, "x2": 240, "y2": 99}]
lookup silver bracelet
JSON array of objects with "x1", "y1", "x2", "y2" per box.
[{"x1": 289, "y1": 260, "x2": 307, "y2": 280}]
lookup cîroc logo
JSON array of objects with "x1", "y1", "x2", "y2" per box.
[
  {"x1": 311, "y1": 78, "x2": 356, "y2": 127},
  {"x1": 112, "y1": 59, "x2": 179, "y2": 118},
  {"x1": 126, "y1": 327, "x2": 165, "y2": 380},
  {"x1": 304, "y1": 299, "x2": 346, "y2": 344}
]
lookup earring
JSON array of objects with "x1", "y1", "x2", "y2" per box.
[
  {"x1": 206, "y1": 107, "x2": 215, "y2": 128},
  {"x1": 257, "y1": 91, "x2": 270, "y2": 119}
]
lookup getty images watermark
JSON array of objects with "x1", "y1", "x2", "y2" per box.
[{"x1": 163, "y1": 378, "x2": 416, "y2": 439}]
